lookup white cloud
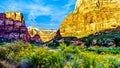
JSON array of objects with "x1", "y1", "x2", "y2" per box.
[
  {"x1": 27, "y1": 4, "x2": 52, "y2": 24},
  {"x1": 0, "y1": 0, "x2": 76, "y2": 29},
  {"x1": 64, "y1": 0, "x2": 76, "y2": 10},
  {"x1": 40, "y1": 23, "x2": 57, "y2": 26},
  {"x1": 50, "y1": 0, "x2": 76, "y2": 25}
]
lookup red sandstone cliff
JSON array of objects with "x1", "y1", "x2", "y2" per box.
[{"x1": 0, "y1": 12, "x2": 42, "y2": 43}]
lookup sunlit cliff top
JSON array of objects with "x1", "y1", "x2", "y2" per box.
[
  {"x1": 4, "y1": 11, "x2": 24, "y2": 22},
  {"x1": 59, "y1": 0, "x2": 120, "y2": 38}
]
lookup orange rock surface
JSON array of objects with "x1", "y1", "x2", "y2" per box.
[
  {"x1": 5, "y1": 12, "x2": 24, "y2": 23},
  {"x1": 60, "y1": 0, "x2": 120, "y2": 38},
  {"x1": 28, "y1": 26, "x2": 56, "y2": 42}
]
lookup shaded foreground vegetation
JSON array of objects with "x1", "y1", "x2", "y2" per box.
[{"x1": 0, "y1": 41, "x2": 120, "y2": 68}]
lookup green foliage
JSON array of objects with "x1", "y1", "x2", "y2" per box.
[
  {"x1": 59, "y1": 43, "x2": 67, "y2": 50},
  {"x1": 64, "y1": 40, "x2": 71, "y2": 46},
  {"x1": 48, "y1": 40, "x2": 60, "y2": 48},
  {"x1": 114, "y1": 37, "x2": 120, "y2": 47},
  {"x1": 0, "y1": 41, "x2": 34, "y2": 63},
  {"x1": 87, "y1": 47, "x2": 120, "y2": 54},
  {"x1": 60, "y1": 43, "x2": 80, "y2": 54},
  {"x1": 81, "y1": 30, "x2": 120, "y2": 47},
  {"x1": 0, "y1": 41, "x2": 120, "y2": 68},
  {"x1": 29, "y1": 48, "x2": 64, "y2": 68}
]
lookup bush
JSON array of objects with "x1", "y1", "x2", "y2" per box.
[
  {"x1": 0, "y1": 41, "x2": 120, "y2": 68},
  {"x1": 114, "y1": 37, "x2": 120, "y2": 47},
  {"x1": 29, "y1": 48, "x2": 66, "y2": 68},
  {"x1": 0, "y1": 41, "x2": 34, "y2": 63},
  {"x1": 64, "y1": 40, "x2": 71, "y2": 46}
]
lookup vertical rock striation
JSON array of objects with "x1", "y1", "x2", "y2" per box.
[{"x1": 59, "y1": 0, "x2": 120, "y2": 38}]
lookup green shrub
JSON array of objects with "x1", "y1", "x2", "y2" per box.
[
  {"x1": 0, "y1": 41, "x2": 34, "y2": 63},
  {"x1": 29, "y1": 48, "x2": 66, "y2": 68},
  {"x1": 0, "y1": 41, "x2": 120, "y2": 68},
  {"x1": 64, "y1": 40, "x2": 71, "y2": 46}
]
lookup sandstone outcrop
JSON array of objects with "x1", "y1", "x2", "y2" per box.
[
  {"x1": 5, "y1": 12, "x2": 24, "y2": 23},
  {"x1": 59, "y1": 0, "x2": 120, "y2": 38},
  {"x1": 0, "y1": 12, "x2": 42, "y2": 43},
  {"x1": 28, "y1": 26, "x2": 56, "y2": 42}
]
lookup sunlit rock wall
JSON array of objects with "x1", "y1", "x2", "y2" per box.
[
  {"x1": 5, "y1": 12, "x2": 24, "y2": 23},
  {"x1": 0, "y1": 12, "x2": 42, "y2": 43},
  {"x1": 28, "y1": 26, "x2": 56, "y2": 42},
  {"x1": 60, "y1": 0, "x2": 120, "y2": 38}
]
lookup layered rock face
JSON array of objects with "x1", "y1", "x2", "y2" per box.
[
  {"x1": 5, "y1": 12, "x2": 24, "y2": 23},
  {"x1": 0, "y1": 12, "x2": 42, "y2": 43},
  {"x1": 59, "y1": 0, "x2": 120, "y2": 38},
  {"x1": 28, "y1": 26, "x2": 56, "y2": 42}
]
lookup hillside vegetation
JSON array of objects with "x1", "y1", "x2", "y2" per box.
[{"x1": 0, "y1": 41, "x2": 120, "y2": 68}]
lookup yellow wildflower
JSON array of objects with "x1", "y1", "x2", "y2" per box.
[
  {"x1": 64, "y1": 65, "x2": 69, "y2": 68},
  {"x1": 90, "y1": 65, "x2": 93, "y2": 68}
]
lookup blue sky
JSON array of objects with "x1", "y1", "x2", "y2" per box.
[{"x1": 0, "y1": 0, "x2": 76, "y2": 29}]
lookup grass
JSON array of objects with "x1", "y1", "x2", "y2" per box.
[
  {"x1": 86, "y1": 46, "x2": 120, "y2": 54},
  {"x1": 0, "y1": 41, "x2": 120, "y2": 68}
]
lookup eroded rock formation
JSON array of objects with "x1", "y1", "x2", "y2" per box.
[
  {"x1": 28, "y1": 26, "x2": 56, "y2": 42},
  {"x1": 59, "y1": 0, "x2": 120, "y2": 38},
  {"x1": 0, "y1": 12, "x2": 42, "y2": 43}
]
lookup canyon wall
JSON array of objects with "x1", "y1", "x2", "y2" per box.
[
  {"x1": 28, "y1": 26, "x2": 56, "y2": 42},
  {"x1": 0, "y1": 12, "x2": 42, "y2": 43},
  {"x1": 59, "y1": 0, "x2": 120, "y2": 38}
]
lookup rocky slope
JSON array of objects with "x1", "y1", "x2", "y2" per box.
[
  {"x1": 47, "y1": 26, "x2": 120, "y2": 47},
  {"x1": 28, "y1": 26, "x2": 56, "y2": 42},
  {"x1": 0, "y1": 12, "x2": 42, "y2": 43},
  {"x1": 59, "y1": 0, "x2": 120, "y2": 38}
]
